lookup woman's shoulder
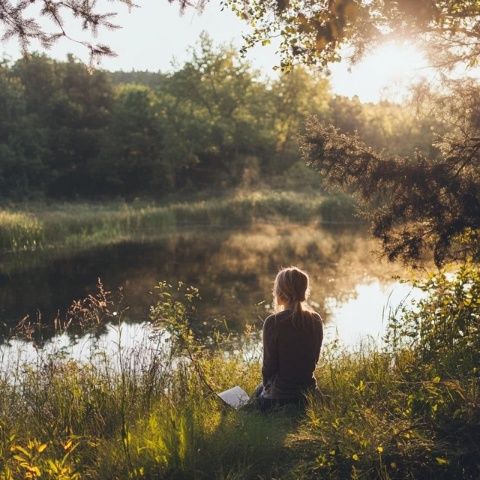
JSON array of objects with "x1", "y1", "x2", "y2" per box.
[
  {"x1": 264, "y1": 309, "x2": 322, "y2": 327},
  {"x1": 310, "y1": 310, "x2": 323, "y2": 323},
  {"x1": 263, "y1": 310, "x2": 290, "y2": 326},
  {"x1": 311, "y1": 311, "x2": 324, "y2": 327}
]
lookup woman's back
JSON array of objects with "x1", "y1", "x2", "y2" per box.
[{"x1": 262, "y1": 309, "x2": 323, "y2": 399}]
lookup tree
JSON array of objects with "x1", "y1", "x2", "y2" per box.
[
  {"x1": 0, "y1": 0, "x2": 210, "y2": 62},
  {"x1": 270, "y1": 68, "x2": 330, "y2": 162},
  {"x1": 226, "y1": 0, "x2": 480, "y2": 72},
  {"x1": 0, "y1": 60, "x2": 46, "y2": 197},
  {"x1": 221, "y1": 0, "x2": 480, "y2": 266},
  {"x1": 99, "y1": 83, "x2": 167, "y2": 196},
  {"x1": 327, "y1": 95, "x2": 443, "y2": 158},
  {"x1": 302, "y1": 79, "x2": 480, "y2": 266},
  {"x1": 160, "y1": 34, "x2": 275, "y2": 188},
  {"x1": 11, "y1": 53, "x2": 114, "y2": 196}
]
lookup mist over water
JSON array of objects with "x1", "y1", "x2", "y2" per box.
[{"x1": 1, "y1": 224, "x2": 415, "y2": 354}]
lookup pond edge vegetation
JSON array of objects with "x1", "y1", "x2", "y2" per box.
[
  {"x1": 1, "y1": 265, "x2": 479, "y2": 479},
  {"x1": 0, "y1": 190, "x2": 358, "y2": 262}
]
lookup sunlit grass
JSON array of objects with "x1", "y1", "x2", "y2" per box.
[
  {"x1": 0, "y1": 211, "x2": 43, "y2": 252},
  {"x1": 0, "y1": 191, "x2": 358, "y2": 255},
  {"x1": 1, "y1": 277, "x2": 478, "y2": 479},
  {"x1": 1, "y1": 341, "x2": 476, "y2": 479}
]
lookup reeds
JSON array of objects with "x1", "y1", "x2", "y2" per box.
[
  {"x1": 0, "y1": 211, "x2": 43, "y2": 253},
  {"x1": 0, "y1": 191, "x2": 359, "y2": 257},
  {"x1": 0, "y1": 279, "x2": 478, "y2": 479}
]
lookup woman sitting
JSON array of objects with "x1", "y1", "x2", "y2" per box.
[{"x1": 251, "y1": 266, "x2": 324, "y2": 411}]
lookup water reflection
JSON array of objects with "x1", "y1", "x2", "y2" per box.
[
  {"x1": 1, "y1": 322, "x2": 171, "y2": 376},
  {"x1": 324, "y1": 281, "x2": 422, "y2": 347},
  {"x1": 1, "y1": 278, "x2": 423, "y2": 370},
  {"x1": 1, "y1": 224, "x2": 408, "y2": 348}
]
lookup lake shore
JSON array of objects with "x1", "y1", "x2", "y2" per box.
[
  {"x1": 1, "y1": 272, "x2": 478, "y2": 479},
  {"x1": 0, "y1": 190, "x2": 359, "y2": 274}
]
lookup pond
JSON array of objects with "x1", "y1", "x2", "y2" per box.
[{"x1": 0, "y1": 223, "x2": 417, "y2": 354}]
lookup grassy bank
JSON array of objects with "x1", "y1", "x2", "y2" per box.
[
  {"x1": 0, "y1": 191, "x2": 358, "y2": 256},
  {"x1": 1, "y1": 270, "x2": 479, "y2": 479}
]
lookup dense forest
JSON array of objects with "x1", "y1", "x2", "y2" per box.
[{"x1": 0, "y1": 35, "x2": 442, "y2": 200}]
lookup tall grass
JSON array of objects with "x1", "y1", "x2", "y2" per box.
[
  {"x1": 0, "y1": 211, "x2": 43, "y2": 252},
  {"x1": 0, "y1": 191, "x2": 360, "y2": 257},
  {"x1": 1, "y1": 273, "x2": 479, "y2": 479}
]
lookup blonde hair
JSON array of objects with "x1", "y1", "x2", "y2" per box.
[{"x1": 273, "y1": 266, "x2": 313, "y2": 324}]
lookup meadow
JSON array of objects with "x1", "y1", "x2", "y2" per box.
[
  {"x1": 1, "y1": 268, "x2": 479, "y2": 480},
  {"x1": 0, "y1": 190, "x2": 356, "y2": 264}
]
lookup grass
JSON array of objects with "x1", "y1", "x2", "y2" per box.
[
  {"x1": 0, "y1": 190, "x2": 359, "y2": 257},
  {"x1": 1, "y1": 276, "x2": 479, "y2": 479}
]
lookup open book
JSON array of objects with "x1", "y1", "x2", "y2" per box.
[{"x1": 217, "y1": 386, "x2": 250, "y2": 409}]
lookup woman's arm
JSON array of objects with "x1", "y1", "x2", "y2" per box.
[{"x1": 262, "y1": 315, "x2": 278, "y2": 384}]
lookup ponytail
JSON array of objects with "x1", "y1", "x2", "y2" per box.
[{"x1": 292, "y1": 299, "x2": 303, "y2": 326}]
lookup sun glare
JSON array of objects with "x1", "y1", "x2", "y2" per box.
[{"x1": 330, "y1": 42, "x2": 431, "y2": 103}]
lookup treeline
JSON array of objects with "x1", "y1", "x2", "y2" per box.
[{"x1": 0, "y1": 35, "x2": 441, "y2": 199}]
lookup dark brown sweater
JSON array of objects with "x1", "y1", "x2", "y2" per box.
[{"x1": 262, "y1": 309, "x2": 323, "y2": 399}]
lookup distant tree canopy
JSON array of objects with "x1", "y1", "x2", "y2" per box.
[{"x1": 0, "y1": 36, "x2": 441, "y2": 199}]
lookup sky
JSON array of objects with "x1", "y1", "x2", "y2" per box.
[{"x1": 0, "y1": 0, "x2": 436, "y2": 103}]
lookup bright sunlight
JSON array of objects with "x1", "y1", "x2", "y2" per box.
[{"x1": 330, "y1": 41, "x2": 431, "y2": 103}]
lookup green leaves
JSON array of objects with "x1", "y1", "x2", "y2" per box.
[
  {"x1": 386, "y1": 263, "x2": 480, "y2": 377},
  {"x1": 227, "y1": 0, "x2": 480, "y2": 73}
]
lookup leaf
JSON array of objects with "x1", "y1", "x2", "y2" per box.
[
  {"x1": 12, "y1": 454, "x2": 27, "y2": 463},
  {"x1": 37, "y1": 443, "x2": 47, "y2": 453},
  {"x1": 11, "y1": 445, "x2": 30, "y2": 457},
  {"x1": 26, "y1": 465, "x2": 41, "y2": 476}
]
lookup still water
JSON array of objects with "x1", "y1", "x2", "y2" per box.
[{"x1": 0, "y1": 224, "x2": 418, "y2": 353}]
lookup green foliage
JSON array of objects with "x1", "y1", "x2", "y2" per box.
[
  {"x1": 0, "y1": 38, "x2": 441, "y2": 201},
  {"x1": 4, "y1": 54, "x2": 114, "y2": 198},
  {"x1": 0, "y1": 61, "x2": 47, "y2": 198},
  {"x1": 302, "y1": 82, "x2": 480, "y2": 267},
  {"x1": 1, "y1": 273, "x2": 480, "y2": 478},
  {"x1": 159, "y1": 34, "x2": 276, "y2": 188},
  {"x1": 387, "y1": 263, "x2": 480, "y2": 378},
  {"x1": 222, "y1": 0, "x2": 480, "y2": 269},
  {"x1": 99, "y1": 83, "x2": 167, "y2": 195},
  {"x1": 226, "y1": 0, "x2": 480, "y2": 72},
  {"x1": 318, "y1": 194, "x2": 357, "y2": 224},
  {"x1": 0, "y1": 191, "x2": 331, "y2": 263}
]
